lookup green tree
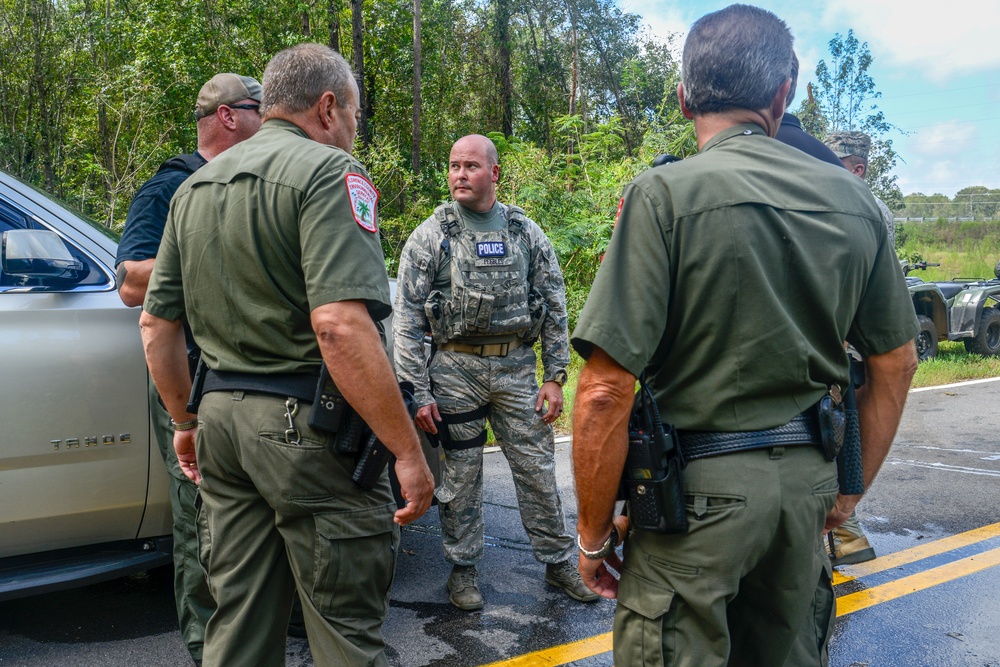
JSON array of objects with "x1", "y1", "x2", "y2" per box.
[{"x1": 810, "y1": 29, "x2": 902, "y2": 208}]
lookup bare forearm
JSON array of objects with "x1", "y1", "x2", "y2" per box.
[
  {"x1": 856, "y1": 341, "x2": 918, "y2": 488},
  {"x1": 572, "y1": 347, "x2": 635, "y2": 549},
  {"x1": 140, "y1": 311, "x2": 195, "y2": 423}
]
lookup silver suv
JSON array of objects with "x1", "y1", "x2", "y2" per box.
[
  {"x1": 0, "y1": 170, "x2": 173, "y2": 600},
  {"x1": 0, "y1": 170, "x2": 441, "y2": 601}
]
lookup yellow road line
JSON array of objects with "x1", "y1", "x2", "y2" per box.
[
  {"x1": 832, "y1": 521, "x2": 1000, "y2": 585},
  {"x1": 480, "y1": 632, "x2": 612, "y2": 667},
  {"x1": 483, "y1": 524, "x2": 1000, "y2": 667},
  {"x1": 837, "y1": 546, "x2": 1000, "y2": 615}
]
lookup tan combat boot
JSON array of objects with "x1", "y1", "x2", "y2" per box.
[
  {"x1": 545, "y1": 560, "x2": 600, "y2": 602},
  {"x1": 827, "y1": 514, "x2": 876, "y2": 566},
  {"x1": 447, "y1": 564, "x2": 484, "y2": 611}
]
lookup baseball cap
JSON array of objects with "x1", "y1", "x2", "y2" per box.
[
  {"x1": 194, "y1": 73, "x2": 263, "y2": 120},
  {"x1": 823, "y1": 131, "x2": 871, "y2": 161}
]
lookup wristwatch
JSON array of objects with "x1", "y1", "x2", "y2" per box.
[
  {"x1": 549, "y1": 370, "x2": 568, "y2": 387},
  {"x1": 577, "y1": 526, "x2": 619, "y2": 560}
]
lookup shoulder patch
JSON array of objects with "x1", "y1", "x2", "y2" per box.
[
  {"x1": 345, "y1": 173, "x2": 379, "y2": 232},
  {"x1": 614, "y1": 197, "x2": 624, "y2": 229}
]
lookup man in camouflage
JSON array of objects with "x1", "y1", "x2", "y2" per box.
[
  {"x1": 393, "y1": 134, "x2": 597, "y2": 610},
  {"x1": 825, "y1": 131, "x2": 896, "y2": 249},
  {"x1": 823, "y1": 129, "x2": 895, "y2": 568}
]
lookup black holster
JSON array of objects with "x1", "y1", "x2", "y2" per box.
[{"x1": 618, "y1": 375, "x2": 688, "y2": 534}]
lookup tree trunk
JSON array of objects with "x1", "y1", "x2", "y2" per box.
[
  {"x1": 328, "y1": 0, "x2": 340, "y2": 52},
  {"x1": 412, "y1": 0, "x2": 421, "y2": 171},
  {"x1": 351, "y1": 0, "x2": 368, "y2": 145},
  {"x1": 495, "y1": 0, "x2": 512, "y2": 137}
]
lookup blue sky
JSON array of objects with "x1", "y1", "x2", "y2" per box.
[{"x1": 619, "y1": 0, "x2": 1000, "y2": 200}]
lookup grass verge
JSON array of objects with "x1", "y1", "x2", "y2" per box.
[
  {"x1": 912, "y1": 341, "x2": 1000, "y2": 388},
  {"x1": 551, "y1": 342, "x2": 1000, "y2": 434}
]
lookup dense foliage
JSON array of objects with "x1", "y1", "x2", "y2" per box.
[{"x1": 1, "y1": 0, "x2": 692, "y2": 329}]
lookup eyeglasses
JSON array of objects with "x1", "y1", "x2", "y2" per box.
[{"x1": 227, "y1": 103, "x2": 261, "y2": 114}]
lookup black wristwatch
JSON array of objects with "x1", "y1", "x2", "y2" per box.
[
  {"x1": 577, "y1": 526, "x2": 619, "y2": 560},
  {"x1": 549, "y1": 370, "x2": 568, "y2": 387}
]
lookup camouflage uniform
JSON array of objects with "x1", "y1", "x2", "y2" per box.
[{"x1": 394, "y1": 201, "x2": 575, "y2": 566}]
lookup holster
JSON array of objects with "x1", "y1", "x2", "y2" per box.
[
  {"x1": 817, "y1": 386, "x2": 846, "y2": 461},
  {"x1": 618, "y1": 375, "x2": 688, "y2": 534}
]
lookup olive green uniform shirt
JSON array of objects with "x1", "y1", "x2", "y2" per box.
[
  {"x1": 572, "y1": 123, "x2": 917, "y2": 431},
  {"x1": 145, "y1": 120, "x2": 390, "y2": 374}
]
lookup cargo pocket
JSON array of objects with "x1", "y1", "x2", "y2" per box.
[
  {"x1": 615, "y1": 568, "x2": 676, "y2": 667},
  {"x1": 310, "y1": 504, "x2": 399, "y2": 620}
]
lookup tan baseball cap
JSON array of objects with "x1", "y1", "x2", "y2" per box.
[
  {"x1": 194, "y1": 73, "x2": 262, "y2": 120},
  {"x1": 823, "y1": 131, "x2": 871, "y2": 161}
]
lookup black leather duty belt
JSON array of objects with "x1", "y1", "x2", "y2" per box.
[
  {"x1": 678, "y1": 410, "x2": 822, "y2": 461},
  {"x1": 202, "y1": 369, "x2": 317, "y2": 402}
]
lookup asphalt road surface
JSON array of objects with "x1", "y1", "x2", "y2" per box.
[{"x1": 2, "y1": 378, "x2": 999, "y2": 667}]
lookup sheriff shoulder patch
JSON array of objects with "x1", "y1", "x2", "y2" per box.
[{"x1": 346, "y1": 173, "x2": 379, "y2": 232}]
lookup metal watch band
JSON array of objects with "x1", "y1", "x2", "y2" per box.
[
  {"x1": 577, "y1": 526, "x2": 619, "y2": 560},
  {"x1": 171, "y1": 418, "x2": 198, "y2": 432}
]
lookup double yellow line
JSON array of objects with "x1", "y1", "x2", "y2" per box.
[
  {"x1": 835, "y1": 521, "x2": 1000, "y2": 615},
  {"x1": 482, "y1": 521, "x2": 1000, "y2": 667}
]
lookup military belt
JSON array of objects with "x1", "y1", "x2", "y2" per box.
[
  {"x1": 677, "y1": 409, "x2": 822, "y2": 461},
  {"x1": 202, "y1": 369, "x2": 317, "y2": 402},
  {"x1": 438, "y1": 338, "x2": 522, "y2": 357}
]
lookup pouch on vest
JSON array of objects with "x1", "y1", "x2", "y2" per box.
[
  {"x1": 424, "y1": 290, "x2": 449, "y2": 342},
  {"x1": 462, "y1": 290, "x2": 495, "y2": 333}
]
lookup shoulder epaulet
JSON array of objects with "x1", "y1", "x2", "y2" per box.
[
  {"x1": 504, "y1": 205, "x2": 527, "y2": 234},
  {"x1": 434, "y1": 203, "x2": 462, "y2": 239},
  {"x1": 157, "y1": 153, "x2": 205, "y2": 175}
]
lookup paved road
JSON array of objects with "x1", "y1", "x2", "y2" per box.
[{"x1": 2, "y1": 379, "x2": 999, "y2": 667}]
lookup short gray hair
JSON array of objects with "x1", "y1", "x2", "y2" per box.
[
  {"x1": 681, "y1": 4, "x2": 794, "y2": 115},
  {"x1": 260, "y1": 43, "x2": 355, "y2": 116}
]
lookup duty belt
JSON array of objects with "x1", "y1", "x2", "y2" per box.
[
  {"x1": 438, "y1": 338, "x2": 522, "y2": 357},
  {"x1": 202, "y1": 369, "x2": 317, "y2": 402},
  {"x1": 678, "y1": 410, "x2": 822, "y2": 461}
]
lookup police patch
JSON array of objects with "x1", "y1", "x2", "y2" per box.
[
  {"x1": 476, "y1": 241, "x2": 506, "y2": 257},
  {"x1": 345, "y1": 173, "x2": 379, "y2": 232}
]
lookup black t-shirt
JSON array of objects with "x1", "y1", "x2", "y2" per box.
[
  {"x1": 775, "y1": 114, "x2": 844, "y2": 168},
  {"x1": 116, "y1": 152, "x2": 206, "y2": 267}
]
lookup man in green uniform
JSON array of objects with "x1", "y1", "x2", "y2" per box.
[
  {"x1": 140, "y1": 43, "x2": 433, "y2": 667},
  {"x1": 393, "y1": 134, "x2": 596, "y2": 610},
  {"x1": 571, "y1": 5, "x2": 918, "y2": 666},
  {"x1": 116, "y1": 72, "x2": 261, "y2": 665}
]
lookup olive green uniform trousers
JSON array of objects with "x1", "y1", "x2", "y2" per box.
[
  {"x1": 149, "y1": 378, "x2": 215, "y2": 664},
  {"x1": 195, "y1": 391, "x2": 399, "y2": 667},
  {"x1": 613, "y1": 445, "x2": 838, "y2": 667}
]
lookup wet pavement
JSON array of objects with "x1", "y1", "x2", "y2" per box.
[{"x1": 1, "y1": 379, "x2": 999, "y2": 667}]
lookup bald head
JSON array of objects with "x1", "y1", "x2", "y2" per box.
[
  {"x1": 453, "y1": 135, "x2": 499, "y2": 166},
  {"x1": 448, "y1": 134, "x2": 500, "y2": 212}
]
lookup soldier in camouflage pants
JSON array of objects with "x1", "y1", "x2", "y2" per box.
[{"x1": 394, "y1": 134, "x2": 596, "y2": 610}]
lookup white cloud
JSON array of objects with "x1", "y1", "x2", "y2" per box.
[
  {"x1": 895, "y1": 121, "x2": 997, "y2": 195},
  {"x1": 621, "y1": 0, "x2": 689, "y2": 43},
  {"x1": 821, "y1": 0, "x2": 1000, "y2": 79}
]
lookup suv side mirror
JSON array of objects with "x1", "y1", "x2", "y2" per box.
[
  {"x1": 2, "y1": 229, "x2": 84, "y2": 280},
  {"x1": 994, "y1": 259, "x2": 1000, "y2": 280}
]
